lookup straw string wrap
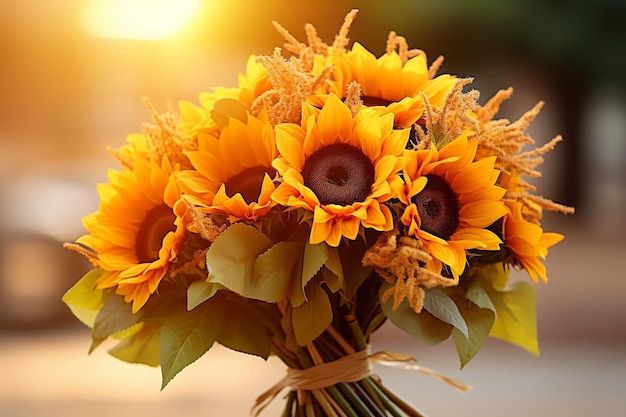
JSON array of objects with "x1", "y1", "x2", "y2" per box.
[{"x1": 252, "y1": 347, "x2": 471, "y2": 415}]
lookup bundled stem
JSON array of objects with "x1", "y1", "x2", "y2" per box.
[{"x1": 268, "y1": 308, "x2": 429, "y2": 417}]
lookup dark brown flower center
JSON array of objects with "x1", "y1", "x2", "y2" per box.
[
  {"x1": 302, "y1": 143, "x2": 375, "y2": 206},
  {"x1": 135, "y1": 204, "x2": 177, "y2": 263},
  {"x1": 412, "y1": 174, "x2": 459, "y2": 240},
  {"x1": 362, "y1": 96, "x2": 392, "y2": 107},
  {"x1": 225, "y1": 166, "x2": 275, "y2": 204}
]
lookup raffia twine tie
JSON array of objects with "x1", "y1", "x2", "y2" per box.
[{"x1": 252, "y1": 347, "x2": 471, "y2": 416}]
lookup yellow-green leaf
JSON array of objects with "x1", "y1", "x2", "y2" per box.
[
  {"x1": 488, "y1": 281, "x2": 539, "y2": 355},
  {"x1": 381, "y1": 282, "x2": 452, "y2": 346},
  {"x1": 160, "y1": 301, "x2": 221, "y2": 389},
  {"x1": 423, "y1": 287, "x2": 469, "y2": 338},
  {"x1": 467, "y1": 263, "x2": 539, "y2": 355},
  {"x1": 251, "y1": 240, "x2": 302, "y2": 302},
  {"x1": 292, "y1": 280, "x2": 332, "y2": 346},
  {"x1": 187, "y1": 281, "x2": 222, "y2": 310},
  {"x1": 90, "y1": 293, "x2": 142, "y2": 353},
  {"x1": 322, "y1": 246, "x2": 344, "y2": 293},
  {"x1": 108, "y1": 323, "x2": 161, "y2": 367},
  {"x1": 214, "y1": 291, "x2": 278, "y2": 359},
  {"x1": 61, "y1": 269, "x2": 106, "y2": 328},
  {"x1": 205, "y1": 223, "x2": 273, "y2": 297},
  {"x1": 452, "y1": 296, "x2": 495, "y2": 368},
  {"x1": 301, "y1": 242, "x2": 328, "y2": 292}
]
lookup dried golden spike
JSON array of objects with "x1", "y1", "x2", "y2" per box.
[
  {"x1": 142, "y1": 98, "x2": 196, "y2": 169},
  {"x1": 386, "y1": 31, "x2": 426, "y2": 65},
  {"x1": 63, "y1": 242, "x2": 99, "y2": 266},
  {"x1": 363, "y1": 230, "x2": 456, "y2": 313},
  {"x1": 428, "y1": 55, "x2": 445, "y2": 79},
  {"x1": 304, "y1": 23, "x2": 328, "y2": 55},
  {"x1": 414, "y1": 78, "x2": 479, "y2": 148},
  {"x1": 344, "y1": 81, "x2": 363, "y2": 116},
  {"x1": 169, "y1": 248, "x2": 208, "y2": 278},
  {"x1": 477, "y1": 91, "x2": 575, "y2": 219},
  {"x1": 332, "y1": 9, "x2": 359, "y2": 50},
  {"x1": 107, "y1": 145, "x2": 134, "y2": 170},
  {"x1": 272, "y1": 20, "x2": 307, "y2": 56},
  {"x1": 184, "y1": 199, "x2": 228, "y2": 242},
  {"x1": 475, "y1": 87, "x2": 513, "y2": 125},
  {"x1": 254, "y1": 48, "x2": 332, "y2": 125}
]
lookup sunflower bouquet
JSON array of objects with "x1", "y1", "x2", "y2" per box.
[{"x1": 63, "y1": 9, "x2": 574, "y2": 417}]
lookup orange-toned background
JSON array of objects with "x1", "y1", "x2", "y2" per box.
[{"x1": 1, "y1": 1, "x2": 624, "y2": 416}]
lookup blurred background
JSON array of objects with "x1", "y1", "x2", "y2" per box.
[{"x1": 0, "y1": 0, "x2": 624, "y2": 416}]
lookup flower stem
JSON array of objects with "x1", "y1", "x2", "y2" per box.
[
  {"x1": 337, "y1": 382, "x2": 377, "y2": 417},
  {"x1": 372, "y1": 377, "x2": 429, "y2": 417}
]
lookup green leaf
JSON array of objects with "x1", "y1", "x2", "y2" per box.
[
  {"x1": 210, "y1": 98, "x2": 249, "y2": 129},
  {"x1": 61, "y1": 269, "x2": 106, "y2": 327},
  {"x1": 205, "y1": 223, "x2": 273, "y2": 297},
  {"x1": 322, "y1": 246, "x2": 344, "y2": 293},
  {"x1": 301, "y1": 242, "x2": 329, "y2": 291},
  {"x1": 339, "y1": 239, "x2": 372, "y2": 301},
  {"x1": 160, "y1": 301, "x2": 221, "y2": 389},
  {"x1": 108, "y1": 323, "x2": 161, "y2": 367},
  {"x1": 466, "y1": 280, "x2": 496, "y2": 312},
  {"x1": 423, "y1": 287, "x2": 469, "y2": 338},
  {"x1": 380, "y1": 283, "x2": 452, "y2": 346},
  {"x1": 214, "y1": 292, "x2": 277, "y2": 359},
  {"x1": 90, "y1": 293, "x2": 142, "y2": 353},
  {"x1": 187, "y1": 281, "x2": 222, "y2": 310},
  {"x1": 452, "y1": 297, "x2": 495, "y2": 368},
  {"x1": 291, "y1": 280, "x2": 333, "y2": 346}
]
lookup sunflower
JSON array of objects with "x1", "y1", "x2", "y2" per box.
[
  {"x1": 177, "y1": 113, "x2": 279, "y2": 223},
  {"x1": 177, "y1": 55, "x2": 272, "y2": 143},
  {"x1": 273, "y1": 10, "x2": 455, "y2": 131},
  {"x1": 502, "y1": 200, "x2": 563, "y2": 282},
  {"x1": 75, "y1": 156, "x2": 186, "y2": 313},
  {"x1": 272, "y1": 94, "x2": 408, "y2": 247},
  {"x1": 399, "y1": 134, "x2": 507, "y2": 280},
  {"x1": 307, "y1": 41, "x2": 456, "y2": 131}
]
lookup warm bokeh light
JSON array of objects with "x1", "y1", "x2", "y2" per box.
[{"x1": 79, "y1": 0, "x2": 201, "y2": 40}]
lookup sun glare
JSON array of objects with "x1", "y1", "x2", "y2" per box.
[{"x1": 80, "y1": 0, "x2": 202, "y2": 40}]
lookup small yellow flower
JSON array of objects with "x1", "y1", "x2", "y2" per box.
[
  {"x1": 76, "y1": 156, "x2": 186, "y2": 313},
  {"x1": 503, "y1": 200, "x2": 563, "y2": 282},
  {"x1": 272, "y1": 94, "x2": 408, "y2": 246},
  {"x1": 399, "y1": 135, "x2": 507, "y2": 280},
  {"x1": 177, "y1": 114, "x2": 279, "y2": 223}
]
